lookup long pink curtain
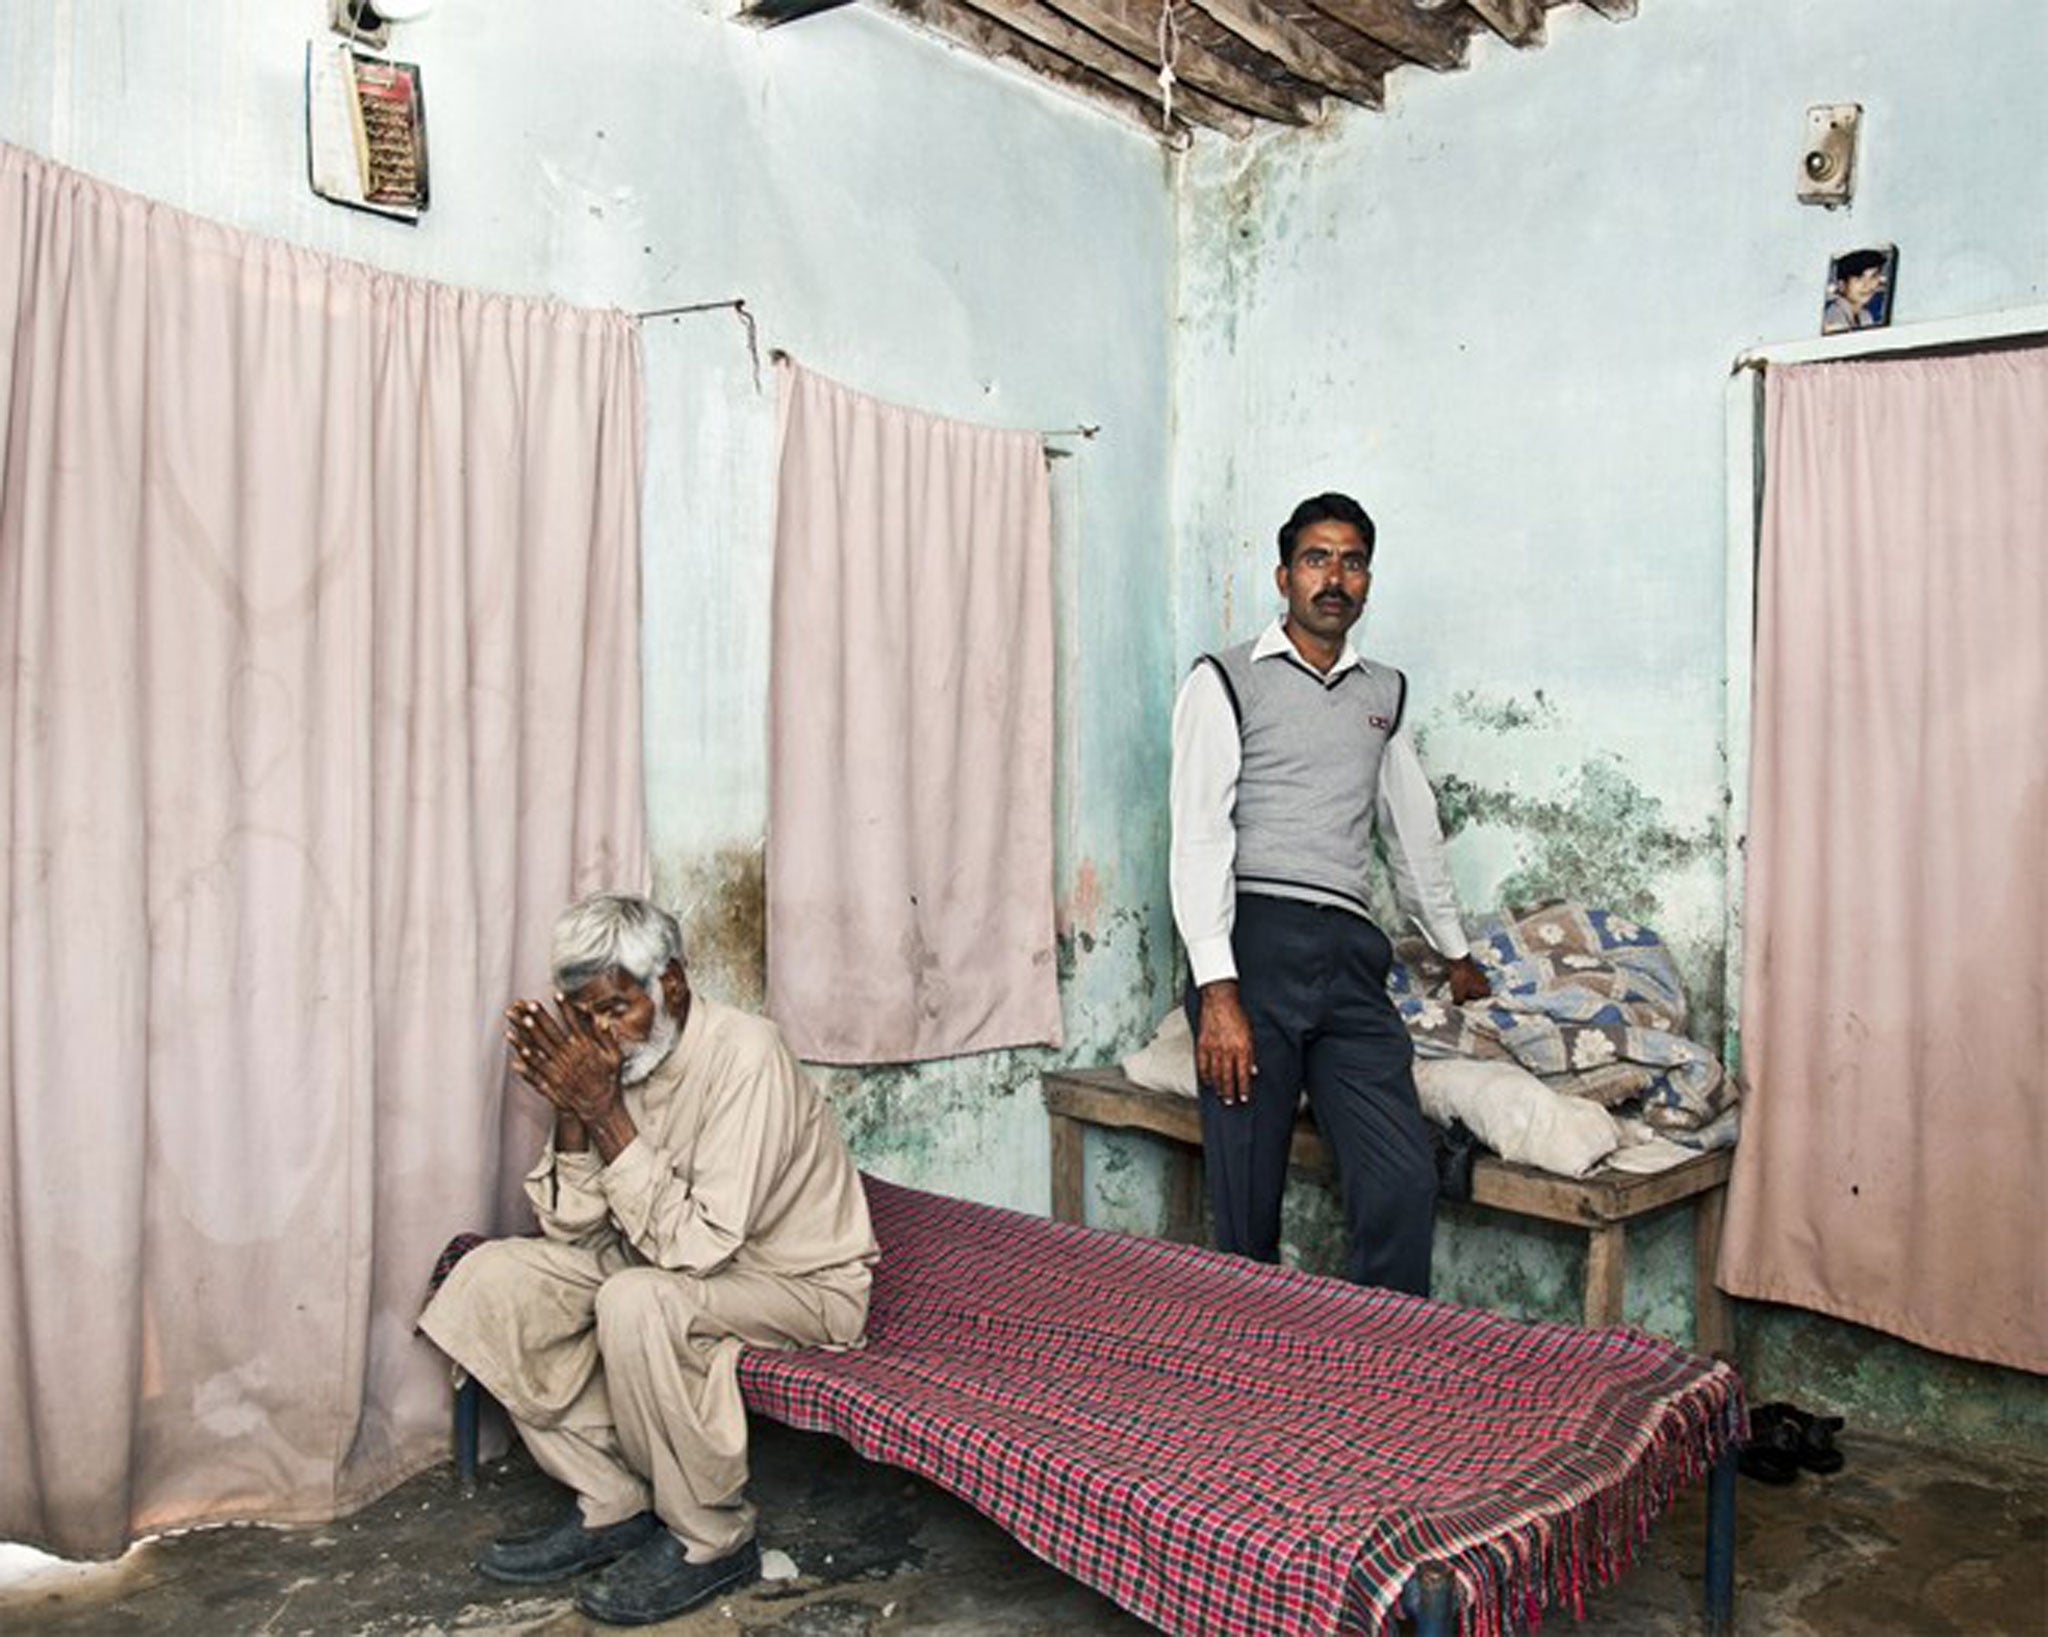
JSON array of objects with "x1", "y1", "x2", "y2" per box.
[
  {"x1": 1718, "y1": 344, "x2": 2048, "y2": 1373},
  {"x1": 0, "y1": 144, "x2": 647, "y2": 1555},
  {"x1": 767, "y1": 360, "x2": 1061, "y2": 1063}
]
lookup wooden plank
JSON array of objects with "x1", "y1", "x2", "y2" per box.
[
  {"x1": 1044, "y1": 1068, "x2": 1736, "y2": 1351},
  {"x1": 1470, "y1": 1149, "x2": 1733, "y2": 1226},
  {"x1": 1693, "y1": 1183, "x2": 1735, "y2": 1357},
  {"x1": 1033, "y1": 0, "x2": 1321, "y2": 123},
  {"x1": 1462, "y1": 0, "x2": 1543, "y2": 47},
  {"x1": 1288, "y1": 9, "x2": 1405, "y2": 78},
  {"x1": 1049, "y1": 1110, "x2": 1086, "y2": 1223},
  {"x1": 957, "y1": 0, "x2": 1256, "y2": 134},
  {"x1": 1292, "y1": 0, "x2": 1468, "y2": 70},
  {"x1": 881, "y1": 0, "x2": 1202, "y2": 138},
  {"x1": 1584, "y1": 1222, "x2": 1626, "y2": 1327},
  {"x1": 1044, "y1": 1073, "x2": 1206, "y2": 1141},
  {"x1": 1044, "y1": 1072, "x2": 1732, "y2": 1227},
  {"x1": 1183, "y1": 0, "x2": 1385, "y2": 106},
  {"x1": 1164, "y1": 1148, "x2": 1206, "y2": 1242}
]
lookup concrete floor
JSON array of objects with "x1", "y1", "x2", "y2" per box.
[{"x1": 3, "y1": 1419, "x2": 2043, "y2": 1636}]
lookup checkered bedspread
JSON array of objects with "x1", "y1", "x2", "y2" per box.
[{"x1": 737, "y1": 1176, "x2": 1743, "y2": 1637}]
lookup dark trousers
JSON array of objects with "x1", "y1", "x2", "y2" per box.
[{"x1": 1186, "y1": 893, "x2": 1436, "y2": 1296}]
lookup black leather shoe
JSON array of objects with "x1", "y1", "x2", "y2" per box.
[
  {"x1": 1786, "y1": 1404, "x2": 1848, "y2": 1474},
  {"x1": 1737, "y1": 1403, "x2": 1802, "y2": 1485},
  {"x1": 475, "y1": 1508, "x2": 659, "y2": 1586},
  {"x1": 577, "y1": 1532, "x2": 761, "y2": 1626}
]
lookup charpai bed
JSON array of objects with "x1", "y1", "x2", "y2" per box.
[{"x1": 732, "y1": 1176, "x2": 1744, "y2": 1637}]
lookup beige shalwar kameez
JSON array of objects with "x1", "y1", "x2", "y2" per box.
[{"x1": 420, "y1": 995, "x2": 877, "y2": 1561}]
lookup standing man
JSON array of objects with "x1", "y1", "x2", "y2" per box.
[
  {"x1": 420, "y1": 894, "x2": 877, "y2": 1627},
  {"x1": 1170, "y1": 492, "x2": 1489, "y2": 1296}
]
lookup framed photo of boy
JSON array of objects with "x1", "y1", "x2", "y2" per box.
[{"x1": 1821, "y1": 244, "x2": 1897, "y2": 334}]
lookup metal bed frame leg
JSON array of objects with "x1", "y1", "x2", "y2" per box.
[
  {"x1": 454, "y1": 1373, "x2": 482, "y2": 1494},
  {"x1": 1704, "y1": 1447, "x2": 1737, "y2": 1635},
  {"x1": 1400, "y1": 1562, "x2": 1455, "y2": 1637}
]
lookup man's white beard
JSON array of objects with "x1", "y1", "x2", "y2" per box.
[{"x1": 619, "y1": 995, "x2": 680, "y2": 1086}]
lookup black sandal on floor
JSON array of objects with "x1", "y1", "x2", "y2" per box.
[
  {"x1": 1737, "y1": 1402, "x2": 1803, "y2": 1485},
  {"x1": 1788, "y1": 1406, "x2": 1846, "y2": 1474}
]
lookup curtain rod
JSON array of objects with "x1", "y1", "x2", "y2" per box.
[
  {"x1": 764, "y1": 348, "x2": 1101, "y2": 446},
  {"x1": 632, "y1": 297, "x2": 761, "y2": 391}
]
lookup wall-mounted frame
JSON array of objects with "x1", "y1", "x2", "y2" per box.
[
  {"x1": 1820, "y1": 244, "x2": 1896, "y2": 335},
  {"x1": 305, "y1": 40, "x2": 430, "y2": 223}
]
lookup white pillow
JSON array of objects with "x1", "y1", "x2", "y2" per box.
[
  {"x1": 1120, "y1": 1012, "x2": 1621, "y2": 1180},
  {"x1": 1414, "y1": 1057, "x2": 1620, "y2": 1179},
  {"x1": 1121, "y1": 1008, "x2": 1198, "y2": 1096}
]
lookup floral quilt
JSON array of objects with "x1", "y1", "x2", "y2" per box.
[{"x1": 1390, "y1": 901, "x2": 1734, "y2": 1132}]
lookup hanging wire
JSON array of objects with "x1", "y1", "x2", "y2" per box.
[
  {"x1": 1156, "y1": 1, "x2": 1181, "y2": 136},
  {"x1": 631, "y1": 297, "x2": 762, "y2": 392}
]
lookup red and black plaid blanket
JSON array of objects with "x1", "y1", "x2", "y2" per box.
[{"x1": 738, "y1": 1176, "x2": 1744, "y2": 1637}]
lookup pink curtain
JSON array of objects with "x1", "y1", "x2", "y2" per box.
[
  {"x1": 767, "y1": 360, "x2": 1060, "y2": 1063},
  {"x1": 1718, "y1": 344, "x2": 2048, "y2": 1373},
  {"x1": 0, "y1": 144, "x2": 648, "y2": 1555}
]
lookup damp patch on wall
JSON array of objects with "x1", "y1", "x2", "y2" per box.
[
  {"x1": 805, "y1": 902, "x2": 1170, "y2": 1217},
  {"x1": 658, "y1": 842, "x2": 767, "y2": 1010},
  {"x1": 1448, "y1": 687, "x2": 1562, "y2": 735},
  {"x1": 1432, "y1": 753, "x2": 1722, "y2": 923}
]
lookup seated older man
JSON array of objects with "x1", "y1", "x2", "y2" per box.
[{"x1": 420, "y1": 893, "x2": 877, "y2": 1627}]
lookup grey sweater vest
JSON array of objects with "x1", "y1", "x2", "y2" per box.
[{"x1": 1202, "y1": 638, "x2": 1407, "y2": 919}]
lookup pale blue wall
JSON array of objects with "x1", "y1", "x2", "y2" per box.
[
  {"x1": 1175, "y1": 0, "x2": 2047, "y2": 1042},
  {"x1": 0, "y1": 0, "x2": 1180, "y2": 1211},
  {"x1": 1169, "y1": 0, "x2": 2047, "y2": 1448},
  {"x1": 5, "y1": 0, "x2": 2041, "y2": 1454}
]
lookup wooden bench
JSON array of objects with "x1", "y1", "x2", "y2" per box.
[{"x1": 1043, "y1": 1066, "x2": 1735, "y2": 1355}]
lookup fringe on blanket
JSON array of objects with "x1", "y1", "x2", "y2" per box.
[{"x1": 1348, "y1": 1372, "x2": 1747, "y2": 1637}]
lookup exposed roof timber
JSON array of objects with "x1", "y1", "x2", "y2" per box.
[
  {"x1": 1287, "y1": 11, "x2": 1405, "y2": 80},
  {"x1": 1035, "y1": 0, "x2": 1322, "y2": 123},
  {"x1": 1184, "y1": 0, "x2": 1386, "y2": 107},
  {"x1": 880, "y1": 0, "x2": 1203, "y2": 136},
  {"x1": 1294, "y1": 0, "x2": 1467, "y2": 71},
  {"x1": 1461, "y1": 0, "x2": 1544, "y2": 47},
  {"x1": 738, "y1": 0, "x2": 1642, "y2": 141},
  {"x1": 741, "y1": 0, "x2": 860, "y2": 24},
  {"x1": 956, "y1": 0, "x2": 1257, "y2": 134}
]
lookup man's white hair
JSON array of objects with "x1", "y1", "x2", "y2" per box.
[{"x1": 550, "y1": 893, "x2": 685, "y2": 994}]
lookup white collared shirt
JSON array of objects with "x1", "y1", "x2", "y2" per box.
[{"x1": 1170, "y1": 619, "x2": 1472, "y2": 987}]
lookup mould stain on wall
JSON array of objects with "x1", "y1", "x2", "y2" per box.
[
  {"x1": 1433, "y1": 753, "x2": 1721, "y2": 924},
  {"x1": 661, "y1": 843, "x2": 767, "y2": 1010},
  {"x1": 1417, "y1": 691, "x2": 1730, "y2": 1039},
  {"x1": 1449, "y1": 686, "x2": 1561, "y2": 734},
  {"x1": 788, "y1": 905, "x2": 1166, "y2": 1211}
]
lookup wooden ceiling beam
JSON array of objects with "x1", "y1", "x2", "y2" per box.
[
  {"x1": 1287, "y1": 13, "x2": 1405, "y2": 78},
  {"x1": 1294, "y1": 0, "x2": 1467, "y2": 69},
  {"x1": 1578, "y1": 0, "x2": 1638, "y2": 18},
  {"x1": 958, "y1": 0, "x2": 1256, "y2": 134},
  {"x1": 881, "y1": 0, "x2": 1204, "y2": 137},
  {"x1": 1035, "y1": 0, "x2": 1321, "y2": 123},
  {"x1": 1462, "y1": 0, "x2": 1544, "y2": 47},
  {"x1": 738, "y1": 0, "x2": 861, "y2": 25},
  {"x1": 1183, "y1": 0, "x2": 1385, "y2": 106}
]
